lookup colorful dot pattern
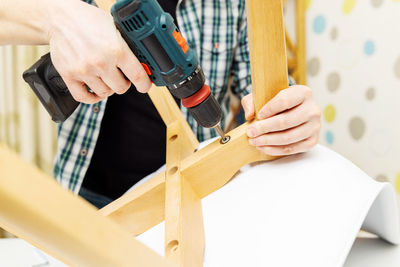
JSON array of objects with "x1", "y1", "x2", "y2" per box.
[
  {"x1": 342, "y1": 0, "x2": 358, "y2": 14},
  {"x1": 364, "y1": 40, "x2": 375, "y2": 56},
  {"x1": 313, "y1": 15, "x2": 327, "y2": 34},
  {"x1": 306, "y1": 0, "x2": 400, "y2": 196},
  {"x1": 325, "y1": 131, "x2": 334, "y2": 145},
  {"x1": 323, "y1": 105, "x2": 336, "y2": 123}
]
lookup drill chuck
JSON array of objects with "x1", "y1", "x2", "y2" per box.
[
  {"x1": 181, "y1": 84, "x2": 222, "y2": 129},
  {"x1": 187, "y1": 92, "x2": 222, "y2": 129}
]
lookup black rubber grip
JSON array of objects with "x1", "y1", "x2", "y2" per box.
[{"x1": 44, "y1": 62, "x2": 68, "y2": 93}]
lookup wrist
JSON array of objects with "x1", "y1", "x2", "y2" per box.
[{"x1": 45, "y1": 0, "x2": 86, "y2": 43}]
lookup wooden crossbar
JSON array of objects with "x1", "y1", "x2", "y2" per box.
[{"x1": 100, "y1": 123, "x2": 278, "y2": 235}]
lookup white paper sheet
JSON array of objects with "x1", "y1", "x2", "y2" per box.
[
  {"x1": 136, "y1": 145, "x2": 400, "y2": 267},
  {"x1": 344, "y1": 237, "x2": 400, "y2": 267},
  {"x1": 0, "y1": 238, "x2": 49, "y2": 267}
]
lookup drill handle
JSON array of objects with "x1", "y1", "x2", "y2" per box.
[{"x1": 44, "y1": 59, "x2": 69, "y2": 93}]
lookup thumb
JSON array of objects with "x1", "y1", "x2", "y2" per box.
[{"x1": 241, "y1": 94, "x2": 255, "y2": 120}]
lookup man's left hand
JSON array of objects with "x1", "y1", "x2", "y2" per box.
[{"x1": 241, "y1": 85, "x2": 321, "y2": 156}]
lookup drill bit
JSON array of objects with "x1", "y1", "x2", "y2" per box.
[
  {"x1": 215, "y1": 124, "x2": 225, "y2": 139},
  {"x1": 215, "y1": 124, "x2": 230, "y2": 144}
]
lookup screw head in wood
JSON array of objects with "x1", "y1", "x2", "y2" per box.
[{"x1": 220, "y1": 135, "x2": 231, "y2": 144}]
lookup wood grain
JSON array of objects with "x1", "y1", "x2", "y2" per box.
[
  {"x1": 246, "y1": 0, "x2": 289, "y2": 115},
  {"x1": 296, "y1": 0, "x2": 307, "y2": 85},
  {"x1": 148, "y1": 86, "x2": 199, "y2": 158},
  {"x1": 0, "y1": 144, "x2": 174, "y2": 267},
  {"x1": 164, "y1": 122, "x2": 204, "y2": 267},
  {"x1": 95, "y1": 0, "x2": 115, "y2": 12}
]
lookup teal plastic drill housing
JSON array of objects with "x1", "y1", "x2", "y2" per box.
[{"x1": 111, "y1": 0, "x2": 199, "y2": 89}]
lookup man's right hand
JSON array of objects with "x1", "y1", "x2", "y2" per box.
[{"x1": 48, "y1": 0, "x2": 152, "y2": 104}]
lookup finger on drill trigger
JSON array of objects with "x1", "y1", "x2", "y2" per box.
[
  {"x1": 83, "y1": 76, "x2": 114, "y2": 98},
  {"x1": 118, "y1": 38, "x2": 152, "y2": 93},
  {"x1": 100, "y1": 66, "x2": 131, "y2": 95},
  {"x1": 65, "y1": 79, "x2": 103, "y2": 104},
  {"x1": 257, "y1": 85, "x2": 311, "y2": 120}
]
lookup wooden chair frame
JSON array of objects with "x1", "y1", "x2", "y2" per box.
[
  {"x1": 284, "y1": 0, "x2": 306, "y2": 85},
  {"x1": 0, "y1": 0, "x2": 289, "y2": 266}
]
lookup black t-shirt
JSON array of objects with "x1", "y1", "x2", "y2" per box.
[{"x1": 82, "y1": 0, "x2": 179, "y2": 200}]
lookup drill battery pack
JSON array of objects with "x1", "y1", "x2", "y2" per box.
[{"x1": 23, "y1": 53, "x2": 79, "y2": 123}]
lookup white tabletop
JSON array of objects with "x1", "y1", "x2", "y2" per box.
[
  {"x1": 0, "y1": 238, "x2": 66, "y2": 267},
  {"x1": 0, "y1": 237, "x2": 398, "y2": 267}
]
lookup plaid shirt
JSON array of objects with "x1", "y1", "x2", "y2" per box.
[{"x1": 54, "y1": 0, "x2": 291, "y2": 194}]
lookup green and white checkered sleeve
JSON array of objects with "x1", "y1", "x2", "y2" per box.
[{"x1": 230, "y1": 5, "x2": 252, "y2": 100}]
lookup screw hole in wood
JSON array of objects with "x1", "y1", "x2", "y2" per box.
[
  {"x1": 169, "y1": 134, "x2": 178, "y2": 142},
  {"x1": 168, "y1": 166, "x2": 178, "y2": 176},
  {"x1": 166, "y1": 240, "x2": 179, "y2": 253}
]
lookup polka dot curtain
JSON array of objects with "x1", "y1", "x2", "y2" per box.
[{"x1": 305, "y1": 0, "x2": 400, "y2": 198}]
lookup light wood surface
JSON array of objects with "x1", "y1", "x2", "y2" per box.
[
  {"x1": 283, "y1": 0, "x2": 307, "y2": 84},
  {"x1": 95, "y1": 0, "x2": 115, "y2": 12},
  {"x1": 148, "y1": 86, "x2": 199, "y2": 158},
  {"x1": 164, "y1": 122, "x2": 204, "y2": 266},
  {"x1": 0, "y1": 144, "x2": 174, "y2": 267},
  {"x1": 99, "y1": 171, "x2": 166, "y2": 235},
  {"x1": 246, "y1": 0, "x2": 289, "y2": 116},
  {"x1": 165, "y1": 121, "x2": 183, "y2": 263},
  {"x1": 295, "y1": 0, "x2": 307, "y2": 85}
]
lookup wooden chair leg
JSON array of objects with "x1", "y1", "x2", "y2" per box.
[
  {"x1": 246, "y1": 0, "x2": 289, "y2": 113},
  {"x1": 165, "y1": 122, "x2": 204, "y2": 267}
]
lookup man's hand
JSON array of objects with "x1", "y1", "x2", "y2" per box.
[
  {"x1": 241, "y1": 85, "x2": 321, "y2": 156},
  {"x1": 48, "y1": 0, "x2": 152, "y2": 104}
]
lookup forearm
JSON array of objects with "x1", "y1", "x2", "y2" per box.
[
  {"x1": 0, "y1": 0, "x2": 151, "y2": 101},
  {"x1": 0, "y1": 0, "x2": 82, "y2": 45}
]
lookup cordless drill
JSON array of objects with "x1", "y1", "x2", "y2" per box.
[{"x1": 23, "y1": 0, "x2": 226, "y2": 139}]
